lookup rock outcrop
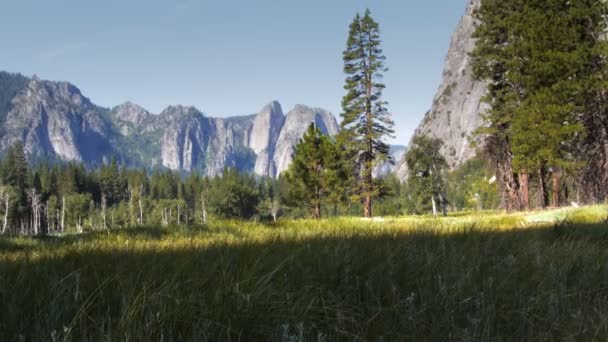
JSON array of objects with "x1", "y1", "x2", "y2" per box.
[
  {"x1": 0, "y1": 71, "x2": 341, "y2": 178},
  {"x1": 249, "y1": 101, "x2": 285, "y2": 176},
  {"x1": 398, "y1": 0, "x2": 487, "y2": 180},
  {"x1": 273, "y1": 105, "x2": 340, "y2": 175},
  {"x1": 1, "y1": 75, "x2": 113, "y2": 164}
]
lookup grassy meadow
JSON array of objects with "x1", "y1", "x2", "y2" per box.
[{"x1": 1, "y1": 206, "x2": 608, "y2": 341}]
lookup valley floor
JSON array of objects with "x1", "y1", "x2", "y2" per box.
[{"x1": 1, "y1": 206, "x2": 608, "y2": 340}]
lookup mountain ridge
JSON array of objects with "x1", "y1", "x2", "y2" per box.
[{"x1": 0, "y1": 71, "x2": 348, "y2": 177}]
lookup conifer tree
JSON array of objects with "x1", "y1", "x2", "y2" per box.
[
  {"x1": 285, "y1": 123, "x2": 333, "y2": 219},
  {"x1": 405, "y1": 135, "x2": 449, "y2": 217},
  {"x1": 340, "y1": 9, "x2": 394, "y2": 218},
  {"x1": 471, "y1": 0, "x2": 523, "y2": 211},
  {"x1": 473, "y1": 0, "x2": 608, "y2": 209}
]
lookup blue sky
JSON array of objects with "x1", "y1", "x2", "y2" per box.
[{"x1": 0, "y1": 0, "x2": 467, "y2": 145}]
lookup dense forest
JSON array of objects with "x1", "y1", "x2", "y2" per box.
[
  {"x1": 470, "y1": 0, "x2": 608, "y2": 211},
  {"x1": 0, "y1": 139, "x2": 500, "y2": 234}
]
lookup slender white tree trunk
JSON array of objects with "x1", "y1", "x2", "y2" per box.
[
  {"x1": 2, "y1": 193, "x2": 9, "y2": 235},
  {"x1": 201, "y1": 193, "x2": 208, "y2": 225},
  {"x1": 101, "y1": 193, "x2": 107, "y2": 230},
  {"x1": 29, "y1": 189, "x2": 42, "y2": 235},
  {"x1": 61, "y1": 197, "x2": 66, "y2": 233},
  {"x1": 138, "y1": 198, "x2": 143, "y2": 225},
  {"x1": 271, "y1": 199, "x2": 279, "y2": 223},
  {"x1": 431, "y1": 194, "x2": 438, "y2": 218}
]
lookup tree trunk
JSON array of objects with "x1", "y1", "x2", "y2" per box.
[
  {"x1": 602, "y1": 125, "x2": 608, "y2": 200},
  {"x1": 314, "y1": 185, "x2": 321, "y2": 219},
  {"x1": 138, "y1": 184, "x2": 144, "y2": 225},
  {"x1": 498, "y1": 155, "x2": 520, "y2": 212},
  {"x1": 552, "y1": 171, "x2": 560, "y2": 208},
  {"x1": 101, "y1": 194, "x2": 107, "y2": 230},
  {"x1": 45, "y1": 200, "x2": 49, "y2": 234},
  {"x1": 138, "y1": 198, "x2": 143, "y2": 226},
  {"x1": 519, "y1": 170, "x2": 530, "y2": 211},
  {"x1": 201, "y1": 193, "x2": 208, "y2": 225},
  {"x1": 363, "y1": 195, "x2": 372, "y2": 218},
  {"x1": 438, "y1": 193, "x2": 448, "y2": 217},
  {"x1": 537, "y1": 168, "x2": 546, "y2": 209},
  {"x1": 2, "y1": 193, "x2": 9, "y2": 235},
  {"x1": 363, "y1": 33, "x2": 374, "y2": 220},
  {"x1": 271, "y1": 200, "x2": 279, "y2": 223},
  {"x1": 431, "y1": 194, "x2": 438, "y2": 218},
  {"x1": 61, "y1": 197, "x2": 65, "y2": 233}
]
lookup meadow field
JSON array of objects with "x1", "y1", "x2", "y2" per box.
[{"x1": 1, "y1": 206, "x2": 608, "y2": 341}]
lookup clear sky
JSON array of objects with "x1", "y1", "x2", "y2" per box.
[{"x1": 0, "y1": 0, "x2": 467, "y2": 145}]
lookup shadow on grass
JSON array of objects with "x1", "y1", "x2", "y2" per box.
[
  {"x1": 1, "y1": 221, "x2": 608, "y2": 340},
  {"x1": 0, "y1": 239, "x2": 33, "y2": 252}
]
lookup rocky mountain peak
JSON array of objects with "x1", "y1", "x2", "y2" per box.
[
  {"x1": 250, "y1": 101, "x2": 284, "y2": 154},
  {"x1": 160, "y1": 105, "x2": 202, "y2": 118},
  {"x1": 249, "y1": 101, "x2": 285, "y2": 176},
  {"x1": 112, "y1": 101, "x2": 151, "y2": 125}
]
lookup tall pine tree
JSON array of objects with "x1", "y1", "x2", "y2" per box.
[
  {"x1": 340, "y1": 9, "x2": 394, "y2": 218},
  {"x1": 471, "y1": 0, "x2": 524, "y2": 211}
]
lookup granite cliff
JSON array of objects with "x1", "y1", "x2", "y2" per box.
[
  {"x1": 398, "y1": 0, "x2": 487, "y2": 180},
  {"x1": 0, "y1": 72, "x2": 340, "y2": 177}
]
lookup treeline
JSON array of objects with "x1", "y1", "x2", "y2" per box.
[
  {"x1": 0, "y1": 139, "x2": 500, "y2": 234},
  {"x1": 471, "y1": 0, "x2": 608, "y2": 210}
]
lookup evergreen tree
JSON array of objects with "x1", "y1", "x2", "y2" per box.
[
  {"x1": 473, "y1": 0, "x2": 608, "y2": 209},
  {"x1": 207, "y1": 168, "x2": 259, "y2": 219},
  {"x1": 340, "y1": 9, "x2": 395, "y2": 218},
  {"x1": 3, "y1": 142, "x2": 28, "y2": 192},
  {"x1": 324, "y1": 133, "x2": 354, "y2": 216},
  {"x1": 285, "y1": 123, "x2": 333, "y2": 219},
  {"x1": 3, "y1": 143, "x2": 29, "y2": 227},
  {"x1": 577, "y1": 1, "x2": 608, "y2": 202},
  {"x1": 471, "y1": 0, "x2": 524, "y2": 211},
  {"x1": 405, "y1": 136, "x2": 449, "y2": 217}
]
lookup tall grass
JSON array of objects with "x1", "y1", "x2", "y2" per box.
[{"x1": 1, "y1": 206, "x2": 608, "y2": 340}]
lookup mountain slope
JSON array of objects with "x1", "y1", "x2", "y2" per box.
[
  {"x1": 1, "y1": 74, "x2": 114, "y2": 164},
  {"x1": 0, "y1": 72, "x2": 340, "y2": 177},
  {"x1": 397, "y1": 0, "x2": 486, "y2": 180}
]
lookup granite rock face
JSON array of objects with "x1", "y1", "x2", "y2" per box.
[
  {"x1": 397, "y1": 0, "x2": 487, "y2": 180},
  {"x1": 249, "y1": 101, "x2": 285, "y2": 176},
  {"x1": 1, "y1": 75, "x2": 113, "y2": 164},
  {"x1": 273, "y1": 105, "x2": 340, "y2": 175},
  {"x1": 0, "y1": 72, "x2": 341, "y2": 178}
]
